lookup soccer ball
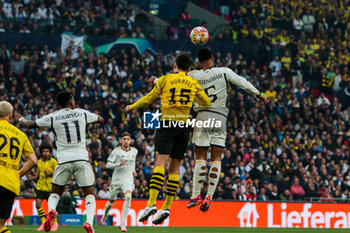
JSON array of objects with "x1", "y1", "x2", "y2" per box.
[{"x1": 190, "y1": 26, "x2": 209, "y2": 46}]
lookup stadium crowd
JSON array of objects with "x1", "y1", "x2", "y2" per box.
[
  {"x1": 0, "y1": 0, "x2": 156, "y2": 38},
  {"x1": 0, "y1": 0, "x2": 350, "y2": 204}
]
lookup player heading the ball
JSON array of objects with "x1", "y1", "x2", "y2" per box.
[{"x1": 126, "y1": 52, "x2": 210, "y2": 225}]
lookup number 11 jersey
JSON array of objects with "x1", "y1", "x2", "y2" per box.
[{"x1": 36, "y1": 108, "x2": 98, "y2": 164}]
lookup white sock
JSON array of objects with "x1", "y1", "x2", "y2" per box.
[
  {"x1": 48, "y1": 193, "x2": 60, "y2": 212},
  {"x1": 207, "y1": 161, "x2": 221, "y2": 197},
  {"x1": 192, "y1": 160, "x2": 207, "y2": 198},
  {"x1": 103, "y1": 201, "x2": 114, "y2": 218},
  {"x1": 85, "y1": 195, "x2": 96, "y2": 225},
  {"x1": 121, "y1": 194, "x2": 131, "y2": 226}
]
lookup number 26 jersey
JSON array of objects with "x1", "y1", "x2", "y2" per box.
[
  {"x1": 0, "y1": 120, "x2": 35, "y2": 195},
  {"x1": 36, "y1": 108, "x2": 98, "y2": 164}
]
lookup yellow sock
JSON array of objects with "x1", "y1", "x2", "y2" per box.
[
  {"x1": 37, "y1": 207, "x2": 46, "y2": 224},
  {"x1": 53, "y1": 212, "x2": 58, "y2": 224},
  {"x1": 0, "y1": 226, "x2": 11, "y2": 233},
  {"x1": 162, "y1": 174, "x2": 179, "y2": 210},
  {"x1": 147, "y1": 166, "x2": 165, "y2": 207}
]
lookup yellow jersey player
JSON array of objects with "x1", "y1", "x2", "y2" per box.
[
  {"x1": 0, "y1": 101, "x2": 37, "y2": 233},
  {"x1": 35, "y1": 144, "x2": 58, "y2": 232},
  {"x1": 126, "y1": 52, "x2": 210, "y2": 225}
]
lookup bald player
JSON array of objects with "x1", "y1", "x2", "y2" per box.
[{"x1": 0, "y1": 101, "x2": 37, "y2": 233}]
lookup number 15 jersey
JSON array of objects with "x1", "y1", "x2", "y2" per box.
[
  {"x1": 130, "y1": 72, "x2": 210, "y2": 122},
  {"x1": 36, "y1": 108, "x2": 98, "y2": 164}
]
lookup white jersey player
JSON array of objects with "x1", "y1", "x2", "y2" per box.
[
  {"x1": 17, "y1": 90, "x2": 104, "y2": 233},
  {"x1": 186, "y1": 48, "x2": 268, "y2": 211},
  {"x1": 99, "y1": 132, "x2": 137, "y2": 232}
]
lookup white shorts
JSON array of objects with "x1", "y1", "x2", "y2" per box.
[
  {"x1": 109, "y1": 182, "x2": 135, "y2": 200},
  {"x1": 51, "y1": 161, "x2": 95, "y2": 187},
  {"x1": 192, "y1": 111, "x2": 227, "y2": 148}
]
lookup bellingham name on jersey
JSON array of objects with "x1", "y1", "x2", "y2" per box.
[{"x1": 189, "y1": 67, "x2": 259, "y2": 116}]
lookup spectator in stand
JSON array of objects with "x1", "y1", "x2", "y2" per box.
[
  {"x1": 245, "y1": 183, "x2": 257, "y2": 201},
  {"x1": 269, "y1": 56, "x2": 282, "y2": 77},
  {"x1": 180, "y1": 8, "x2": 190, "y2": 25},
  {"x1": 302, "y1": 9, "x2": 315, "y2": 32},
  {"x1": 293, "y1": 13, "x2": 304, "y2": 31},
  {"x1": 290, "y1": 177, "x2": 306, "y2": 201},
  {"x1": 280, "y1": 189, "x2": 293, "y2": 201},
  {"x1": 166, "y1": 21, "x2": 179, "y2": 40},
  {"x1": 268, "y1": 184, "x2": 280, "y2": 200},
  {"x1": 131, "y1": 26, "x2": 145, "y2": 38},
  {"x1": 220, "y1": 0, "x2": 230, "y2": 18},
  {"x1": 257, "y1": 187, "x2": 268, "y2": 201},
  {"x1": 135, "y1": 8, "x2": 148, "y2": 27}
]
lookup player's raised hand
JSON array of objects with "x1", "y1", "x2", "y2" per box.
[
  {"x1": 120, "y1": 160, "x2": 127, "y2": 166},
  {"x1": 125, "y1": 105, "x2": 132, "y2": 113},
  {"x1": 14, "y1": 112, "x2": 23, "y2": 121},
  {"x1": 147, "y1": 76, "x2": 157, "y2": 85},
  {"x1": 258, "y1": 95, "x2": 269, "y2": 104},
  {"x1": 257, "y1": 93, "x2": 269, "y2": 104}
]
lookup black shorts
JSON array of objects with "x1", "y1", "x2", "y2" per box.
[
  {"x1": 0, "y1": 186, "x2": 16, "y2": 219},
  {"x1": 36, "y1": 190, "x2": 50, "y2": 200},
  {"x1": 155, "y1": 122, "x2": 190, "y2": 159}
]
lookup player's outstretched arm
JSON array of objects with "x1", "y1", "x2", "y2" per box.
[
  {"x1": 126, "y1": 76, "x2": 163, "y2": 113},
  {"x1": 14, "y1": 112, "x2": 38, "y2": 128},
  {"x1": 19, "y1": 153, "x2": 37, "y2": 177},
  {"x1": 256, "y1": 93, "x2": 269, "y2": 104},
  {"x1": 96, "y1": 115, "x2": 104, "y2": 124},
  {"x1": 147, "y1": 76, "x2": 158, "y2": 85},
  {"x1": 226, "y1": 69, "x2": 269, "y2": 104}
]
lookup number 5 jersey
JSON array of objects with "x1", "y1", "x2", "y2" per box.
[{"x1": 189, "y1": 67, "x2": 259, "y2": 116}]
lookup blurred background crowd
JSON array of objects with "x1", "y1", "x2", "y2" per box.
[{"x1": 0, "y1": 0, "x2": 350, "y2": 204}]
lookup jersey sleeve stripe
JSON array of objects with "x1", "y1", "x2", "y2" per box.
[
  {"x1": 84, "y1": 113, "x2": 88, "y2": 134},
  {"x1": 50, "y1": 117, "x2": 57, "y2": 137},
  {"x1": 224, "y1": 73, "x2": 229, "y2": 93},
  {"x1": 224, "y1": 73, "x2": 229, "y2": 108}
]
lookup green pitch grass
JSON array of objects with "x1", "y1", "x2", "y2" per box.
[{"x1": 7, "y1": 226, "x2": 350, "y2": 233}]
